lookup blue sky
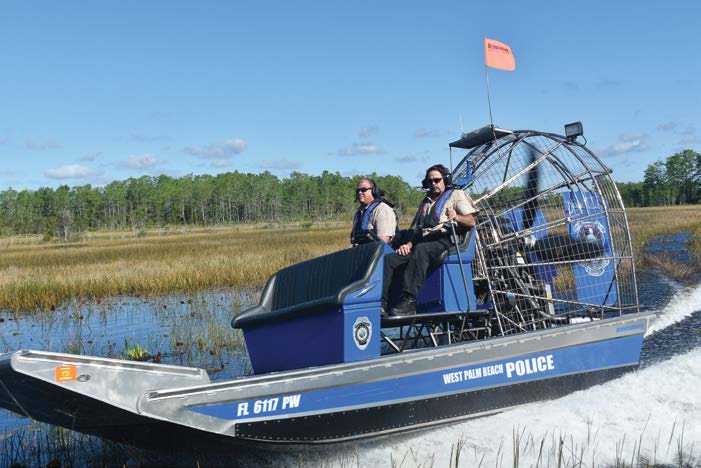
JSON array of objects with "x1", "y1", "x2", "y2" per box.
[{"x1": 1, "y1": 1, "x2": 699, "y2": 190}]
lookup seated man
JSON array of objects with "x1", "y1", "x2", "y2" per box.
[
  {"x1": 350, "y1": 178, "x2": 398, "y2": 245},
  {"x1": 383, "y1": 164, "x2": 478, "y2": 316}
]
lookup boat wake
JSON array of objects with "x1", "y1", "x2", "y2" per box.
[
  {"x1": 345, "y1": 347, "x2": 701, "y2": 467},
  {"x1": 282, "y1": 283, "x2": 701, "y2": 467},
  {"x1": 646, "y1": 281, "x2": 701, "y2": 336}
]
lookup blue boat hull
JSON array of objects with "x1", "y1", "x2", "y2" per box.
[{"x1": 0, "y1": 313, "x2": 651, "y2": 448}]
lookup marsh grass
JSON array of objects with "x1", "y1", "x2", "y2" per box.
[
  {"x1": 633, "y1": 206, "x2": 701, "y2": 282},
  {"x1": 0, "y1": 224, "x2": 348, "y2": 311},
  {"x1": 0, "y1": 413, "x2": 698, "y2": 467},
  {"x1": 640, "y1": 252, "x2": 699, "y2": 282},
  {"x1": 378, "y1": 422, "x2": 698, "y2": 468},
  {"x1": 1, "y1": 207, "x2": 699, "y2": 312},
  {"x1": 626, "y1": 206, "x2": 701, "y2": 266},
  {"x1": 0, "y1": 424, "x2": 139, "y2": 468}
]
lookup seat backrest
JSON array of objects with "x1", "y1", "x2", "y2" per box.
[
  {"x1": 233, "y1": 242, "x2": 386, "y2": 330},
  {"x1": 268, "y1": 242, "x2": 384, "y2": 311},
  {"x1": 438, "y1": 227, "x2": 476, "y2": 264}
]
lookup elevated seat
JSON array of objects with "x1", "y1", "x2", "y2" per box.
[
  {"x1": 233, "y1": 242, "x2": 390, "y2": 374},
  {"x1": 415, "y1": 228, "x2": 478, "y2": 313}
]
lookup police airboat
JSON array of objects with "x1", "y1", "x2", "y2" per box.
[{"x1": 0, "y1": 124, "x2": 653, "y2": 448}]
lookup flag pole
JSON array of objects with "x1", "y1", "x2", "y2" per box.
[{"x1": 484, "y1": 65, "x2": 495, "y2": 128}]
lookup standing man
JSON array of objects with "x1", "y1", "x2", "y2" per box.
[
  {"x1": 351, "y1": 178, "x2": 397, "y2": 245},
  {"x1": 383, "y1": 164, "x2": 478, "y2": 316}
]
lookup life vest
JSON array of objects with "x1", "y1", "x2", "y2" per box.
[
  {"x1": 350, "y1": 200, "x2": 392, "y2": 245},
  {"x1": 418, "y1": 189, "x2": 454, "y2": 230}
]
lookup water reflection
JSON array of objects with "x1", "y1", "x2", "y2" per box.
[
  {"x1": 645, "y1": 231, "x2": 695, "y2": 263},
  {"x1": 0, "y1": 289, "x2": 259, "y2": 381}
]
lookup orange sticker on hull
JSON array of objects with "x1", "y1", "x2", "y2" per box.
[{"x1": 55, "y1": 365, "x2": 77, "y2": 382}]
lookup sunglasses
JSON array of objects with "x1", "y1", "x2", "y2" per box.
[
  {"x1": 355, "y1": 187, "x2": 372, "y2": 194},
  {"x1": 428, "y1": 177, "x2": 443, "y2": 184}
]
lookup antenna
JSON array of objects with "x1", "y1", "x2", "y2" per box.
[{"x1": 459, "y1": 114, "x2": 464, "y2": 133}]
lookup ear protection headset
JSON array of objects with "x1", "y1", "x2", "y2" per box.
[
  {"x1": 422, "y1": 164, "x2": 453, "y2": 189},
  {"x1": 367, "y1": 179, "x2": 381, "y2": 199}
]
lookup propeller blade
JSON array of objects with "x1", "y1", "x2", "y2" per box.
[
  {"x1": 531, "y1": 234, "x2": 604, "y2": 262},
  {"x1": 522, "y1": 146, "x2": 539, "y2": 230}
]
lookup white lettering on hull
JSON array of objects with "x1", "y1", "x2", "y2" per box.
[
  {"x1": 441, "y1": 355, "x2": 555, "y2": 385},
  {"x1": 505, "y1": 355, "x2": 555, "y2": 378},
  {"x1": 236, "y1": 394, "x2": 302, "y2": 417}
]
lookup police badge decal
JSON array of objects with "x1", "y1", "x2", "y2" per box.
[
  {"x1": 573, "y1": 220, "x2": 609, "y2": 276},
  {"x1": 353, "y1": 317, "x2": 372, "y2": 350}
]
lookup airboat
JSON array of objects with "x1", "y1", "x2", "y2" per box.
[{"x1": 0, "y1": 124, "x2": 653, "y2": 449}]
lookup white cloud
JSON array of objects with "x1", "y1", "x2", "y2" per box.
[
  {"x1": 185, "y1": 138, "x2": 247, "y2": 159},
  {"x1": 161, "y1": 169, "x2": 186, "y2": 178},
  {"x1": 678, "y1": 126, "x2": 700, "y2": 145},
  {"x1": 396, "y1": 155, "x2": 417, "y2": 163},
  {"x1": 338, "y1": 142, "x2": 386, "y2": 156},
  {"x1": 130, "y1": 133, "x2": 170, "y2": 142},
  {"x1": 657, "y1": 122, "x2": 677, "y2": 132},
  {"x1": 414, "y1": 128, "x2": 448, "y2": 138},
  {"x1": 358, "y1": 125, "x2": 379, "y2": 138},
  {"x1": 211, "y1": 160, "x2": 231, "y2": 168},
  {"x1": 80, "y1": 152, "x2": 101, "y2": 162},
  {"x1": 119, "y1": 154, "x2": 161, "y2": 169},
  {"x1": 45, "y1": 164, "x2": 95, "y2": 179},
  {"x1": 595, "y1": 79, "x2": 619, "y2": 89},
  {"x1": 598, "y1": 133, "x2": 649, "y2": 157},
  {"x1": 260, "y1": 159, "x2": 301, "y2": 170},
  {"x1": 620, "y1": 133, "x2": 644, "y2": 142},
  {"x1": 341, "y1": 168, "x2": 363, "y2": 177},
  {"x1": 26, "y1": 139, "x2": 62, "y2": 150}
]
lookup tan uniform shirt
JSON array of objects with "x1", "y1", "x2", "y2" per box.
[
  {"x1": 415, "y1": 190, "x2": 479, "y2": 238},
  {"x1": 367, "y1": 202, "x2": 397, "y2": 239}
]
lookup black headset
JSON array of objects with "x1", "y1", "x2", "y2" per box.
[
  {"x1": 422, "y1": 164, "x2": 453, "y2": 189},
  {"x1": 358, "y1": 178, "x2": 381, "y2": 199},
  {"x1": 368, "y1": 179, "x2": 381, "y2": 199}
]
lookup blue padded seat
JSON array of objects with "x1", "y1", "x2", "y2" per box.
[
  {"x1": 416, "y1": 228, "x2": 477, "y2": 313},
  {"x1": 232, "y1": 242, "x2": 387, "y2": 374},
  {"x1": 233, "y1": 242, "x2": 385, "y2": 329}
]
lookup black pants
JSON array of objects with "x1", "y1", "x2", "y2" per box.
[{"x1": 382, "y1": 236, "x2": 452, "y2": 304}]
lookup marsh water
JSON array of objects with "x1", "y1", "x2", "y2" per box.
[{"x1": 1, "y1": 234, "x2": 700, "y2": 467}]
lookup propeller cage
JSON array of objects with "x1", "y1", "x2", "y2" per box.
[{"x1": 452, "y1": 129, "x2": 639, "y2": 336}]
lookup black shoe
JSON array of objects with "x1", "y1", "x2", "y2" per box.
[
  {"x1": 389, "y1": 296, "x2": 416, "y2": 317},
  {"x1": 380, "y1": 300, "x2": 388, "y2": 318}
]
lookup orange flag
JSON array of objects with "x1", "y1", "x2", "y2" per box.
[{"x1": 484, "y1": 38, "x2": 515, "y2": 71}]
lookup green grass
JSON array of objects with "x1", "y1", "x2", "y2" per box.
[{"x1": 0, "y1": 206, "x2": 699, "y2": 312}]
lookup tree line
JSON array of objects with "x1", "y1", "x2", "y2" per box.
[
  {"x1": 616, "y1": 149, "x2": 700, "y2": 207},
  {"x1": 0, "y1": 171, "x2": 424, "y2": 239},
  {"x1": 0, "y1": 149, "x2": 697, "y2": 239}
]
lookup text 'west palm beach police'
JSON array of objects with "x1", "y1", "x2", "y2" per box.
[{"x1": 442, "y1": 355, "x2": 555, "y2": 384}]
